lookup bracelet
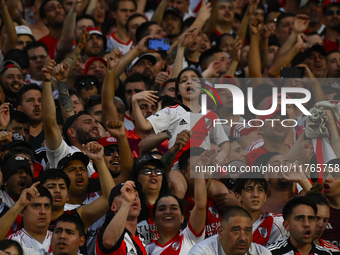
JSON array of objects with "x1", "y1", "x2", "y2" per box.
[{"x1": 78, "y1": 43, "x2": 85, "y2": 49}]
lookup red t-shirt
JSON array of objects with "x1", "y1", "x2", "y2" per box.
[
  {"x1": 321, "y1": 206, "x2": 340, "y2": 249},
  {"x1": 323, "y1": 37, "x2": 338, "y2": 53},
  {"x1": 184, "y1": 196, "x2": 221, "y2": 238},
  {"x1": 39, "y1": 35, "x2": 59, "y2": 59},
  {"x1": 245, "y1": 145, "x2": 270, "y2": 166}
]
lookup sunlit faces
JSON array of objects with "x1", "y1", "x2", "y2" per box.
[
  {"x1": 326, "y1": 51, "x2": 340, "y2": 78},
  {"x1": 43, "y1": 178, "x2": 69, "y2": 209},
  {"x1": 138, "y1": 163, "x2": 163, "y2": 194},
  {"x1": 17, "y1": 89, "x2": 42, "y2": 123},
  {"x1": 21, "y1": 196, "x2": 52, "y2": 231},
  {"x1": 314, "y1": 204, "x2": 330, "y2": 240},
  {"x1": 237, "y1": 181, "x2": 267, "y2": 213},
  {"x1": 323, "y1": 167, "x2": 340, "y2": 198},
  {"x1": 303, "y1": 51, "x2": 327, "y2": 78},
  {"x1": 218, "y1": 216, "x2": 252, "y2": 255},
  {"x1": 52, "y1": 221, "x2": 86, "y2": 255},
  {"x1": 218, "y1": 2, "x2": 234, "y2": 24},
  {"x1": 112, "y1": 190, "x2": 141, "y2": 217},
  {"x1": 154, "y1": 196, "x2": 184, "y2": 232},
  {"x1": 283, "y1": 205, "x2": 317, "y2": 245},
  {"x1": 71, "y1": 115, "x2": 100, "y2": 144},
  {"x1": 177, "y1": 70, "x2": 202, "y2": 101},
  {"x1": 62, "y1": 160, "x2": 89, "y2": 195},
  {"x1": 5, "y1": 168, "x2": 33, "y2": 200},
  {"x1": 112, "y1": 0, "x2": 136, "y2": 27}
]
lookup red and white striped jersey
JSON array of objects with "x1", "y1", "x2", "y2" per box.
[
  {"x1": 319, "y1": 238, "x2": 340, "y2": 252},
  {"x1": 7, "y1": 228, "x2": 52, "y2": 253}
]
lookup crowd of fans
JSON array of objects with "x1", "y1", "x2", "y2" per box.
[{"x1": 0, "y1": 0, "x2": 339, "y2": 254}]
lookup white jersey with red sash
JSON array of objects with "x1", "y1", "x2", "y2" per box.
[
  {"x1": 147, "y1": 104, "x2": 229, "y2": 163},
  {"x1": 146, "y1": 223, "x2": 205, "y2": 255},
  {"x1": 137, "y1": 204, "x2": 159, "y2": 244},
  {"x1": 319, "y1": 238, "x2": 340, "y2": 252},
  {"x1": 107, "y1": 34, "x2": 133, "y2": 55},
  {"x1": 184, "y1": 196, "x2": 221, "y2": 238},
  {"x1": 252, "y1": 212, "x2": 288, "y2": 246}
]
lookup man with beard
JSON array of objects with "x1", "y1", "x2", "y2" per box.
[
  {"x1": 183, "y1": 23, "x2": 203, "y2": 71},
  {"x1": 83, "y1": 57, "x2": 107, "y2": 86},
  {"x1": 322, "y1": 0, "x2": 340, "y2": 52},
  {"x1": 267, "y1": 197, "x2": 332, "y2": 255},
  {"x1": 161, "y1": 7, "x2": 183, "y2": 44},
  {"x1": 39, "y1": 0, "x2": 66, "y2": 59},
  {"x1": 300, "y1": 0, "x2": 325, "y2": 34},
  {"x1": 245, "y1": 109, "x2": 290, "y2": 167},
  {"x1": 0, "y1": 61, "x2": 24, "y2": 109},
  {"x1": 42, "y1": 60, "x2": 102, "y2": 178},
  {"x1": 97, "y1": 136, "x2": 121, "y2": 178},
  {"x1": 83, "y1": 27, "x2": 107, "y2": 61},
  {"x1": 17, "y1": 84, "x2": 44, "y2": 151},
  {"x1": 24, "y1": 42, "x2": 51, "y2": 85}
]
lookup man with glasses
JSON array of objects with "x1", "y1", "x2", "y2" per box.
[
  {"x1": 24, "y1": 41, "x2": 50, "y2": 85},
  {"x1": 97, "y1": 136, "x2": 121, "y2": 178},
  {"x1": 300, "y1": 0, "x2": 324, "y2": 34},
  {"x1": 322, "y1": 0, "x2": 340, "y2": 52},
  {"x1": 267, "y1": 197, "x2": 332, "y2": 255}
]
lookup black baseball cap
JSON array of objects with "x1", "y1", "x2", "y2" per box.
[
  {"x1": 57, "y1": 152, "x2": 89, "y2": 170},
  {"x1": 301, "y1": 44, "x2": 327, "y2": 62},
  {"x1": 2, "y1": 132, "x2": 32, "y2": 151},
  {"x1": 164, "y1": 7, "x2": 183, "y2": 21},
  {"x1": 62, "y1": 111, "x2": 92, "y2": 145},
  {"x1": 131, "y1": 153, "x2": 165, "y2": 178},
  {"x1": 3, "y1": 156, "x2": 32, "y2": 182},
  {"x1": 108, "y1": 180, "x2": 143, "y2": 207}
]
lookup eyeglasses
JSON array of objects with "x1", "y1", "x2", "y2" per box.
[
  {"x1": 140, "y1": 168, "x2": 164, "y2": 175},
  {"x1": 29, "y1": 54, "x2": 47, "y2": 62},
  {"x1": 76, "y1": 79, "x2": 99, "y2": 89},
  {"x1": 104, "y1": 147, "x2": 119, "y2": 156},
  {"x1": 324, "y1": 10, "x2": 340, "y2": 16}
]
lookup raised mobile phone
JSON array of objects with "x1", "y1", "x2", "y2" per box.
[
  {"x1": 280, "y1": 67, "x2": 305, "y2": 78},
  {"x1": 148, "y1": 38, "x2": 171, "y2": 51}
]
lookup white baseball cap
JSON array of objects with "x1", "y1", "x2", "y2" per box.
[{"x1": 15, "y1": 26, "x2": 35, "y2": 41}]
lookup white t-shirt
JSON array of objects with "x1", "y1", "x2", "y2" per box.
[
  {"x1": 7, "y1": 228, "x2": 52, "y2": 254},
  {"x1": 147, "y1": 104, "x2": 229, "y2": 149},
  {"x1": 46, "y1": 139, "x2": 96, "y2": 178},
  {"x1": 188, "y1": 235, "x2": 272, "y2": 255},
  {"x1": 107, "y1": 34, "x2": 133, "y2": 55},
  {"x1": 124, "y1": 114, "x2": 135, "y2": 131},
  {"x1": 146, "y1": 223, "x2": 205, "y2": 255}
]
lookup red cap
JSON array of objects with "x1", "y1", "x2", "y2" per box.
[
  {"x1": 322, "y1": 0, "x2": 340, "y2": 13},
  {"x1": 83, "y1": 57, "x2": 107, "y2": 75},
  {"x1": 97, "y1": 136, "x2": 118, "y2": 147},
  {"x1": 259, "y1": 108, "x2": 282, "y2": 121}
]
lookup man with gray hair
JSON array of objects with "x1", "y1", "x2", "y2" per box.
[{"x1": 188, "y1": 207, "x2": 272, "y2": 255}]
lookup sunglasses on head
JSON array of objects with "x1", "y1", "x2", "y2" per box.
[
  {"x1": 76, "y1": 79, "x2": 98, "y2": 89},
  {"x1": 140, "y1": 167, "x2": 164, "y2": 175},
  {"x1": 104, "y1": 147, "x2": 119, "y2": 156},
  {"x1": 324, "y1": 10, "x2": 340, "y2": 16}
]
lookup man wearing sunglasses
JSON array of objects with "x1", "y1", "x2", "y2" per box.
[
  {"x1": 322, "y1": 0, "x2": 340, "y2": 52},
  {"x1": 97, "y1": 136, "x2": 121, "y2": 178}
]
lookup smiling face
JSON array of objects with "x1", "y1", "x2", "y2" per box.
[
  {"x1": 154, "y1": 196, "x2": 184, "y2": 234},
  {"x1": 71, "y1": 115, "x2": 100, "y2": 145},
  {"x1": 1, "y1": 67, "x2": 24, "y2": 98},
  {"x1": 52, "y1": 221, "x2": 85, "y2": 255},
  {"x1": 284, "y1": 205, "x2": 317, "y2": 246},
  {"x1": 218, "y1": 216, "x2": 252, "y2": 255},
  {"x1": 103, "y1": 145, "x2": 121, "y2": 177}
]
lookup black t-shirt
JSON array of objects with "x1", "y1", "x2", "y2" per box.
[{"x1": 29, "y1": 129, "x2": 45, "y2": 152}]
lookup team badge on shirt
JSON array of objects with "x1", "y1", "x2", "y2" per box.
[
  {"x1": 172, "y1": 241, "x2": 180, "y2": 250},
  {"x1": 205, "y1": 118, "x2": 212, "y2": 129},
  {"x1": 208, "y1": 206, "x2": 219, "y2": 219},
  {"x1": 258, "y1": 226, "x2": 268, "y2": 238}
]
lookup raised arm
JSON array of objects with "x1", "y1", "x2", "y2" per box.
[
  {"x1": 102, "y1": 181, "x2": 138, "y2": 249},
  {"x1": 236, "y1": 0, "x2": 258, "y2": 43},
  {"x1": 0, "y1": 0, "x2": 18, "y2": 55},
  {"x1": 78, "y1": 142, "x2": 116, "y2": 230},
  {"x1": 139, "y1": 132, "x2": 168, "y2": 156},
  {"x1": 223, "y1": 36, "x2": 242, "y2": 78},
  {"x1": 324, "y1": 110, "x2": 340, "y2": 158},
  {"x1": 106, "y1": 120, "x2": 134, "y2": 184},
  {"x1": 248, "y1": 17, "x2": 263, "y2": 88},
  {"x1": 56, "y1": 0, "x2": 82, "y2": 58},
  {"x1": 131, "y1": 91, "x2": 158, "y2": 131},
  {"x1": 42, "y1": 60, "x2": 63, "y2": 151},
  {"x1": 188, "y1": 150, "x2": 210, "y2": 235},
  {"x1": 150, "y1": 0, "x2": 168, "y2": 24},
  {"x1": 0, "y1": 182, "x2": 40, "y2": 240},
  {"x1": 102, "y1": 48, "x2": 123, "y2": 123},
  {"x1": 203, "y1": 0, "x2": 218, "y2": 37}
]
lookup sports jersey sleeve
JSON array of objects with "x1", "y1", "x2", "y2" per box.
[
  {"x1": 46, "y1": 140, "x2": 74, "y2": 168},
  {"x1": 268, "y1": 215, "x2": 289, "y2": 244},
  {"x1": 188, "y1": 244, "x2": 212, "y2": 255},
  {"x1": 147, "y1": 107, "x2": 172, "y2": 134},
  {"x1": 96, "y1": 226, "x2": 125, "y2": 254},
  {"x1": 182, "y1": 222, "x2": 205, "y2": 248}
]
